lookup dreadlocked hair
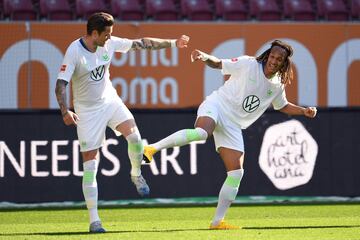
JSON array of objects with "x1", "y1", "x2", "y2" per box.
[{"x1": 256, "y1": 40, "x2": 294, "y2": 85}]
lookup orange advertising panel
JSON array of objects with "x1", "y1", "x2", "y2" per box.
[{"x1": 0, "y1": 22, "x2": 359, "y2": 109}]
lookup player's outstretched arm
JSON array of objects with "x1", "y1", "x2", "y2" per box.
[
  {"x1": 191, "y1": 49, "x2": 222, "y2": 69},
  {"x1": 279, "y1": 102, "x2": 317, "y2": 118},
  {"x1": 55, "y1": 79, "x2": 80, "y2": 126},
  {"x1": 131, "y1": 35, "x2": 189, "y2": 50}
]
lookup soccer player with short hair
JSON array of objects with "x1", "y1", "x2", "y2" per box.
[
  {"x1": 143, "y1": 40, "x2": 317, "y2": 230},
  {"x1": 55, "y1": 12, "x2": 189, "y2": 233}
]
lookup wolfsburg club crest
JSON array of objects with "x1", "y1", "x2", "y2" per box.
[{"x1": 91, "y1": 65, "x2": 105, "y2": 81}]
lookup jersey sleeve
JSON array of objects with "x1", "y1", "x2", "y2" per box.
[
  {"x1": 111, "y1": 36, "x2": 133, "y2": 53},
  {"x1": 57, "y1": 44, "x2": 77, "y2": 83},
  {"x1": 221, "y1": 55, "x2": 251, "y2": 75},
  {"x1": 272, "y1": 86, "x2": 289, "y2": 110}
]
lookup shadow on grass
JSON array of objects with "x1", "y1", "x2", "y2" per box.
[
  {"x1": 2, "y1": 225, "x2": 359, "y2": 236},
  {"x1": 244, "y1": 225, "x2": 360, "y2": 230},
  {"x1": 0, "y1": 228, "x2": 210, "y2": 236}
]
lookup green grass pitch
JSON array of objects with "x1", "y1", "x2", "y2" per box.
[{"x1": 0, "y1": 204, "x2": 359, "y2": 240}]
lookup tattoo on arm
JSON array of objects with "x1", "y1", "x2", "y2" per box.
[
  {"x1": 55, "y1": 79, "x2": 69, "y2": 116},
  {"x1": 131, "y1": 38, "x2": 171, "y2": 50}
]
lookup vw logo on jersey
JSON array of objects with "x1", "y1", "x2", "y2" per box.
[
  {"x1": 90, "y1": 65, "x2": 105, "y2": 81},
  {"x1": 242, "y1": 95, "x2": 260, "y2": 113}
]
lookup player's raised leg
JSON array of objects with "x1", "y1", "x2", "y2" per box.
[
  {"x1": 143, "y1": 116, "x2": 215, "y2": 162},
  {"x1": 143, "y1": 128, "x2": 208, "y2": 162}
]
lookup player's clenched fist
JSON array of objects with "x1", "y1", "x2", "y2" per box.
[
  {"x1": 191, "y1": 49, "x2": 209, "y2": 62},
  {"x1": 176, "y1": 35, "x2": 190, "y2": 48},
  {"x1": 304, "y1": 107, "x2": 317, "y2": 118}
]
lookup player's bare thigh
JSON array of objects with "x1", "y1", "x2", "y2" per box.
[
  {"x1": 116, "y1": 119, "x2": 138, "y2": 138},
  {"x1": 195, "y1": 116, "x2": 216, "y2": 136},
  {"x1": 218, "y1": 147, "x2": 244, "y2": 171}
]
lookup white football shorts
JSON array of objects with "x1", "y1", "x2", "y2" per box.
[
  {"x1": 76, "y1": 97, "x2": 133, "y2": 152},
  {"x1": 197, "y1": 96, "x2": 244, "y2": 153}
]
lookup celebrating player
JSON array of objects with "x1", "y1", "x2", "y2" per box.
[
  {"x1": 55, "y1": 12, "x2": 189, "y2": 233},
  {"x1": 143, "y1": 40, "x2": 317, "y2": 230}
]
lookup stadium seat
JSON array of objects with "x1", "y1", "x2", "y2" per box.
[
  {"x1": 316, "y1": 0, "x2": 349, "y2": 21},
  {"x1": 111, "y1": 0, "x2": 144, "y2": 21},
  {"x1": 351, "y1": 0, "x2": 360, "y2": 20},
  {"x1": 2, "y1": 0, "x2": 9, "y2": 18},
  {"x1": 146, "y1": 0, "x2": 178, "y2": 21},
  {"x1": 0, "y1": 0, "x2": 3, "y2": 19},
  {"x1": 76, "y1": 0, "x2": 108, "y2": 20},
  {"x1": 68, "y1": 0, "x2": 76, "y2": 5},
  {"x1": 3, "y1": 0, "x2": 38, "y2": 20},
  {"x1": 215, "y1": 0, "x2": 248, "y2": 21},
  {"x1": 181, "y1": 0, "x2": 213, "y2": 21},
  {"x1": 32, "y1": 0, "x2": 41, "y2": 6},
  {"x1": 283, "y1": 0, "x2": 316, "y2": 21},
  {"x1": 40, "y1": 0, "x2": 73, "y2": 20},
  {"x1": 249, "y1": 0, "x2": 282, "y2": 21}
]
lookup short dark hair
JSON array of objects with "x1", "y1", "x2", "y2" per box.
[
  {"x1": 256, "y1": 40, "x2": 294, "y2": 85},
  {"x1": 87, "y1": 12, "x2": 114, "y2": 35}
]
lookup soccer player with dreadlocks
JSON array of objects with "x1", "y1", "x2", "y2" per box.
[{"x1": 143, "y1": 40, "x2": 317, "y2": 230}]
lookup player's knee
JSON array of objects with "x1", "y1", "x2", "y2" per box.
[
  {"x1": 184, "y1": 128, "x2": 208, "y2": 142},
  {"x1": 126, "y1": 129, "x2": 143, "y2": 153},
  {"x1": 186, "y1": 128, "x2": 208, "y2": 142},
  {"x1": 126, "y1": 128, "x2": 142, "y2": 144},
  {"x1": 195, "y1": 127, "x2": 208, "y2": 140}
]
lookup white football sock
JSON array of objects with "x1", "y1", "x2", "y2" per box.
[
  {"x1": 126, "y1": 129, "x2": 144, "y2": 177},
  {"x1": 82, "y1": 159, "x2": 100, "y2": 224},
  {"x1": 212, "y1": 169, "x2": 244, "y2": 226},
  {"x1": 152, "y1": 128, "x2": 208, "y2": 151}
]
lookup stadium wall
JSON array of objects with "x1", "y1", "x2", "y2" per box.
[
  {"x1": 0, "y1": 22, "x2": 360, "y2": 109},
  {"x1": 0, "y1": 109, "x2": 359, "y2": 203}
]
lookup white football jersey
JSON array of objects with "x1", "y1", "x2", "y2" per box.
[
  {"x1": 57, "y1": 36, "x2": 132, "y2": 111},
  {"x1": 209, "y1": 55, "x2": 288, "y2": 129}
]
